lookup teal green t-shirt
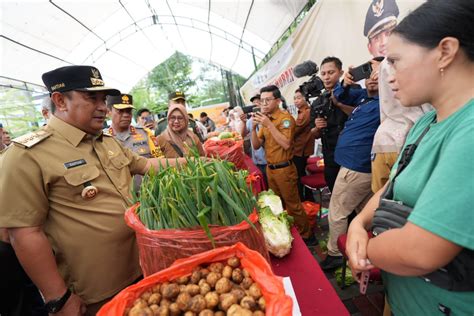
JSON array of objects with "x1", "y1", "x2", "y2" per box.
[{"x1": 383, "y1": 99, "x2": 474, "y2": 316}]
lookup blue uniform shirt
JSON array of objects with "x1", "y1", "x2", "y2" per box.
[
  {"x1": 246, "y1": 118, "x2": 267, "y2": 165},
  {"x1": 333, "y1": 84, "x2": 380, "y2": 173}
]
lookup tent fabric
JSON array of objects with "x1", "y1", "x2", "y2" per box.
[{"x1": 1, "y1": 0, "x2": 307, "y2": 93}]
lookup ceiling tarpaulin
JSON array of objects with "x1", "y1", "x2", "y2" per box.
[{"x1": 0, "y1": 0, "x2": 308, "y2": 94}]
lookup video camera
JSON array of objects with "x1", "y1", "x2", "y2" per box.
[{"x1": 293, "y1": 60, "x2": 331, "y2": 129}]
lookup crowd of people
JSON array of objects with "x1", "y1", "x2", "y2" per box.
[{"x1": 0, "y1": 0, "x2": 472, "y2": 315}]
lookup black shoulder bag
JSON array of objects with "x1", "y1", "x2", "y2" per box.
[{"x1": 372, "y1": 120, "x2": 474, "y2": 291}]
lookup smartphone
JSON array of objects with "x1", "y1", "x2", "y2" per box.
[
  {"x1": 144, "y1": 116, "x2": 154, "y2": 124},
  {"x1": 359, "y1": 271, "x2": 370, "y2": 294},
  {"x1": 350, "y1": 62, "x2": 373, "y2": 82},
  {"x1": 252, "y1": 107, "x2": 261, "y2": 113}
]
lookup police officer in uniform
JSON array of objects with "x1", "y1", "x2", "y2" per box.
[
  {"x1": 251, "y1": 85, "x2": 313, "y2": 242},
  {"x1": 106, "y1": 94, "x2": 162, "y2": 159},
  {"x1": 0, "y1": 65, "x2": 186, "y2": 315}
]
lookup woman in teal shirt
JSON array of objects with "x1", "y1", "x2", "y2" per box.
[{"x1": 346, "y1": 0, "x2": 474, "y2": 315}]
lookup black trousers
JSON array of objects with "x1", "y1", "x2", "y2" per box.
[{"x1": 0, "y1": 241, "x2": 46, "y2": 316}]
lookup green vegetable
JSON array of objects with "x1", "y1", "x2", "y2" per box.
[
  {"x1": 257, "y1": 190, "x2": 284, "y2": 215},
  {"x1": 258, "y1": 206, "x2": 293, "y2": 258},
  {"x1": 218, "y1": 131, "x2": 233, "y2": 140},
  {"x1": 335, "y1": 264, "x2": 355, "y2": 287},
  {"x1": 133, "y1": 152, "x2": 257, "y2": 245}
]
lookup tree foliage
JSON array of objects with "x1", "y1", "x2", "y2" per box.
[{"x1": 0, "y1": 89, "x2": 40, "y2": 137}]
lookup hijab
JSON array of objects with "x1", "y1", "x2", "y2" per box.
[{"x1": 162, "y1": 103, "x2": 197, "y2": 155}]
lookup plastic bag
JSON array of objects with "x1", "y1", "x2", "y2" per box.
[
  {"x1": 203, "y1": 138, "x2": 247, "y2": 170},
  {"x1": 302, "y1": 201, "x2": 321, "y2": 228},
  {"x1": 98, "y1": 242, "x2": 292, "y2": 316},
  {"x1": 125, "y1": 204, "x2": 270, "y2": 276}
]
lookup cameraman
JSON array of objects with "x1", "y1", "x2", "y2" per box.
[
  {"x1": 321, "y1": 60, "x2": 381, "y2": 270},
  {"x1": 310, "y1": 57, "x2": 350, "y2": 192}
]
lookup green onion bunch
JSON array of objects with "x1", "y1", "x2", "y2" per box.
[{"x1": 132, "y1": 155, "x2": 257, "y2": 245}]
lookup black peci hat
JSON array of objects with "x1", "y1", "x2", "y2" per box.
[
  {"x1": 250, "y1": 94, "x2": 261, "y2": 102},
  {"x1": 168, "y1": 91, "x2": 186, "y2": 101},
  {"x1": 364, "y1": 0, "x2": 399, "y2": 39},
  {"x1": 106, "y1": 94, "x2": 134, "y2": 109},
  {"x1": 42, "y1": 65, "x2": 120, "y2": 95}
]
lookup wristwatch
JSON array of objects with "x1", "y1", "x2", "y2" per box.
[{"x1": 44, "y1": 288, "x2": 72, "y2": 314}]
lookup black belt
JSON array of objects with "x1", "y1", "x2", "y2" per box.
[{"x1": 268, "y1": 160, "x2": 292, "y2": 170}]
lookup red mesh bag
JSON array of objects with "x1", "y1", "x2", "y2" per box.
[
  {"x1": 125, "y1": 204, "x2": 270, "y2": 276},
  {"x1": 203, "y1": 138, "x2": 247, "y2": 170},
  {"x1": 302, "y1": 201, "x2": 321, "y2": 228},
  {"x1": 98, "y1": 242, "x2": 292, "y2": 316}
]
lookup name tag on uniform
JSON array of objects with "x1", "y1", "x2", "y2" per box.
[{"x1": 64, "y1": 159, "x2": 87, "y2": 169}]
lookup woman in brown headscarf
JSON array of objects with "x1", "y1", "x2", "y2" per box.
[{"x1": 156, "y1": 103, "x2": 206, "y2": 158}]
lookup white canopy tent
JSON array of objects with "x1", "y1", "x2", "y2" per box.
[{"x1": 1, "y1": 0, "x2": 308, "y2": 94}]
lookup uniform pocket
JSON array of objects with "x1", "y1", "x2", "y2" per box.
[
  {"x1": 109, "y1": 152, "x2": 131, "y2": 169},
  {"x1": 63, "y1": 165, "x2": 100, "y2": 186}
]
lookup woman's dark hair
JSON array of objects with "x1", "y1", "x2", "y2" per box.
[
  {"x1": 260, "y1": 85, "x2": 281, "y2": 99},
  {"x1": 393, "y1": 0, "x2": 474, "y2": 61}
]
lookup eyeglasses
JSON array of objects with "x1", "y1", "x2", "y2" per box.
[
  {"x1": 261, "y1": 97, "x2": 276, "y2": 104},
  {"x1": 169, "y1": 116, "x2": 185, "y2": 122}
]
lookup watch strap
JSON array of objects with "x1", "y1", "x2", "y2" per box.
[{"x1": 44, "y1": 288, "x2": 72, "y2": 314}]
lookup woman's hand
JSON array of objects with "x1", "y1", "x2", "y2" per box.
[{"x1": 346, "y1": 219, "x2": 375, "y2": 282}]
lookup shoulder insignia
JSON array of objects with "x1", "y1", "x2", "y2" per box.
[
  {"x1": 12, "y1": 130, "x2": 52, "y2": 148},
  {"x1": 282, "y1": 119, "x2": 291, "y2": 129},
  {"x1": 102, "y1": 128, "x2": 113, "y2": 137}
]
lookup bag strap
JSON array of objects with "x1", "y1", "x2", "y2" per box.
[
  {"x1": 168, "y1": 141, "x2": 185, "y2": 157},
  {"x1": 384, "y1": 117, "x2": 435, "y2": 199}
]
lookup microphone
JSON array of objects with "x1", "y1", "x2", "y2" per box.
[{"x1": 293, "y1": 60, "x2": 319, "y2": 78}]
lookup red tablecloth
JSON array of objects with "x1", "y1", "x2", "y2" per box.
[
  {"x1": 271, "y1": 227, "x2": 349, "y2": 316},
  {"x1": 244, "y1": 155, "x2": 267, "y2": 194}
]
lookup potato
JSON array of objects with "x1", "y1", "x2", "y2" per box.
[
  {"x1": 241, "y1": 277, "x2": 253, "y2": 289},
  {"x1": 198, "y1": 309, "x2": 214, "y2": 316},
  {"x1": 191, "y1": 270, "x2": 202, "y2": 284},
  {"x1": 253, "y1": 311, "x2": 265, "y2": 316},
  {"x1": 248, "y1": 284, "x2": 262, "y2": 299},
  {"x1": 180, "y1": 284, "x2": 187, "y2": 293},
  {"x1": 132, "y1": 298, "x2": 148, "y2": 309},
  {"x1": 128, "y1": 305, "x2": 153, "y2": 316},
  {"x1": 229, "y1": 288, "x2": 244, "y2": 302},
  {"x1": 215, "y1": 277, "x2": 232, "y2": 294},
  {"x1": 200, "y1": 268, "x2": 210, "y2": 278},
  {"x1": 176, "y1": 292, "x2": 192, "y2": 311},
  {"x1": 148, "y1": 293, "x2": 161, "y2": 305},
  {"x1": 227, "y1": 304, "x2": 252, "y2": 316},
  {"x1": 198, "y1": 278, "x2": 207, "y2": 286},
  {"x1": 156, "y1": 306, "x2": 170, "y2": 316},
  {"x1": 200, "y1": 282, "x2": 211, "y2": 296},
  {"x1": 231, "y1": 268, "x2": 244, "y2": 284},
  {"x1": 222, "y1": 265, "x2": 233, "y2": 279},
  {"x1": 206, "y1": 272, "x2": 221, "y2": 288},
  {"x1": 169, "y1": 302, "x2": 180, "y2": 316},
  {"x1": 258, "y1": 297, "x2": 266, "y2": 311},
  {"x1": 242, "y1": 269, "x2": 251, "y2": 278},
  {"x1": 227, "y1": 257, "x2": 241, "y2": 269},
  {"x1": 185, "y1": 284, "x2": 201, "y2": 296},
  {"x1": 141, "y1": 291, "x2": 152, "y2": 302},
  {"x1": 149, "y1": 304, "x2": 159, "y2": 313},
  {"x1": 161, "y1": 283, "x2": 180, "y2": 299},
  {"x1": 183, "y1": 312, "x2": 196, "y2": 316},
  {"x1": 240, "y1": 296, "x2": 258, "y2": 311},
  {"x1": 204, "y1": 291, "x2": 219, "y2": 309},
  {"x1": 152, "y1": 284, "x2": 161, "y2": 294},
  {"x1": 218, "y1": 293, "x2": 238, "y2": 311},
  {"x1": 175, "y1": 275, "x2": 190, "y2": 285},
  {"x1": 214, "y1": 312, "x2": 225, "y2": 316},
  {"x1": 208, "y1": 262, "x2": 224, "y2": 274},
  {"x1": 160, "y1": 298, "x2": 172, "y2": 308},
  {"x1": 188, "y1": 294, "x2": 206, "y2": 313}
]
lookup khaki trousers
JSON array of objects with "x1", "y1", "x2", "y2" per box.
[
  {"x1": 267, "y1": 164, "x2": 311, "y2": 239},
  {"x1": 327, "y1": 167, "x2": 373, "y2": 256},
  {"x1": 371, "y1": 152, "x2": 399, "y2": 193}
]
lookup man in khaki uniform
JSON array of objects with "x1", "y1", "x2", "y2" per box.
[
  {"x1": 251, "y1": 85, "x2": 312, "y2": 241},
  {"x1": 0, "y1": 65, "x2": 185, "y2": 315}
]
